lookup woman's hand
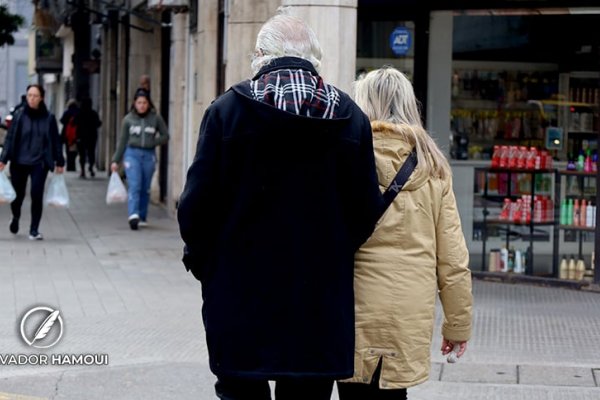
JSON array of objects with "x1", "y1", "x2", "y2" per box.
[
  {"x1": 111, "y1": 162, "x2": 119, "y2": 172},
  {"x1": 0, "y1": 162, "x2": 4, "y2": 172},
  {"x1": 441, "y1": 338, "x2": 467, "y2": 358},
  {"x1": 55, "y1": 166, "x2": 65, "y2": 174}
]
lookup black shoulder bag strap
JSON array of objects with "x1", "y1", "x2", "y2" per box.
[{"x1": 377, "y1": 150, "x2": 418, "y2": 221}]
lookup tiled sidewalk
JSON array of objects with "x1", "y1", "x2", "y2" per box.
[{"x1": 0, "y1": 171, "x2": 599, "y2": 399}]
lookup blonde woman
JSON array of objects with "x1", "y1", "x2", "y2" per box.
[{"x1": 337, "y1": 67, "x2": 473, "y2": 399}]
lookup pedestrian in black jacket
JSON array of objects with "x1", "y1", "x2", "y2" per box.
[
  {"x1": 0, "y1": 84, "x2": 65, "y2": 240},
  {"x1": 59, "y1": 99, "x2": 79, "y2": 172},
  {"x1": 74, "y1": 98, "x2": 101, "y2": 178},
  {"x1": 177, "y1": 12, "x2": 382, "y2": 400}
]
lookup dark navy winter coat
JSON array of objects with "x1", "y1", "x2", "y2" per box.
[
  {"x1": 0, "y1": 104, "x2": 65, "y2": 171},
  {"x1": 178, "y1": 58, "x2": 382, "y2": 380}
]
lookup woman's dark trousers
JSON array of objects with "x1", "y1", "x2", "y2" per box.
[
  {"x1": 10, "y1": 163, "x2": 49, "y2": 233},
  {"x1": 215, "y1": 376, "x2": 334, "y2": 400},
  {"x1": 79, "y1": 138, "x2": 97, "y2": 175},
  {"x1": 337, "y1": 361, "x2": 407, "y2": 400}
]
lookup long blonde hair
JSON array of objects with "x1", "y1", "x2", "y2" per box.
[{"x1": 354, "y1": 67, "x2": 451, "y2": 180}]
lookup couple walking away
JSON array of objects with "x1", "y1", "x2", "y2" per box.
[{"x1": 178, "y1": 11, "x2": 473, "y2": 400}]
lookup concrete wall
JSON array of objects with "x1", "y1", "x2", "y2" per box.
[
  {"x1": 224, "y1": 0, "x2": 281, "y2": 88},
  {"x1": 426, "y1": 11, "x2": 453, "y2": 156},
  {"x1": 282, "y1": 0, "x2": 358, "y2": 94}
]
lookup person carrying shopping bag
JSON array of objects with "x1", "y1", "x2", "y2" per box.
[
  {"x1": 0, "y1": 84, "x2": 65, "y2": 240},
  {"x1": 336, "y1": 67, "x2": 473, "y2": 399},
  {"x1": 111, "y1": 88, "x2": 168, "y2": 230}
]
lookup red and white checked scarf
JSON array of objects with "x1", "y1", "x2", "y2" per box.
[{"x1": 250, "y1": 69, "x2": 340, "y2": 119}]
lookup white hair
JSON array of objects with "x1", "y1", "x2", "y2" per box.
[
  {"x1": 354, "y1": 67, "x2": 451, "y2": 180},
  {"x1": 251, "y1": 12, "x2": 322, "y2": 75}
]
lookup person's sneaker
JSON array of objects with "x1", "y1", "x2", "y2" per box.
[
  {"x1": 89, "y1": 169, "x2": 95, "y2": 178},
  {"x1": 9, "y1": 218, "x2": 18, "y2": 234},
  {"x1": 138, "y1": 220, "x2": 148, "y2": 228},
  {"x1": 28, "y1": 231, "x2": 44, "y2": 241},
  {"x1": 128, "y1": 214, "x2": 140, "y2": 230}
]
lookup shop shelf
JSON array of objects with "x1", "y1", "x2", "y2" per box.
[{"x1": 558, "y1": 225, "x2": 596, "y2": 232}]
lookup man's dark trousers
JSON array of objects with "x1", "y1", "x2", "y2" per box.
[{"x1": 215, "y1": 376, "x2": 334, "y2": 400}]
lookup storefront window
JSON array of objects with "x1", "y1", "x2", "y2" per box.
[
  {"x1": 356, "y1": 20, "x2": 415, "y2": 80},
  {"x1": 450, "y1": 13, "x2": 600, "y2": 162}
]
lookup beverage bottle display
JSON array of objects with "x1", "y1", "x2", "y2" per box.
[{"x1": 567, "y1": 199, "x2": 574, "y2": 225}]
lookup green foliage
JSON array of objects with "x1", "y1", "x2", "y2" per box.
[{"x1": 0, "y1": 4, "x2": 25, "y2": 47}]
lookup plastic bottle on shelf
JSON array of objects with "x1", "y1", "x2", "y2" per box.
[
  {"x1": 576, "y1": 259, "x2": 586, "y2": 281},
  {"x1": 566, "y1": 199, "x2": 574, "y2": 226},
  {"x1": 592, "y1": 151, "x2": 598, "y2": 173},
  {"x1": 513, "y1": 199, "x2": 523, "y2": 223},
  {"x1": 581, "y1": 200, "x2": 587, "y2": 228},
  {"x1": 584, "y1": 150, "x2": 593, "y2": 173},
  {"x1": 491, "y1": 145, "x2": 501, "y2": 168},
  {"x1": 577, "y1": 150, "x2": 585, "y2": 171},
  {"x1": 586, "y1": 201, "x2": 594, "y2": 227},
  {"x1": 568, "y1": 255, "x2": 576, "y2": 280},
  {"x1": 559, "y1": 256, "x2": 568, "y2": 279},
  {"x1": 499, "y1": 146, "x2": 509, "y2": 169},
  {"x1": 500, "y1": 248, "x2": 509, "y2": 273},
  {"x1": 514, "y1": 249, "x2": 524, "y2": 274},
  {"x1": 559, "y1": 198, "x2": 567, "y2": 225},
  {"x1": 526, "y1": 147, "x2": 537, "y2": 170},
  {"x1": 508, "y1": 247, "x2": 515, "y2": 272},
  {"x1": 573, "y1": 199, "x2": 580, "y2": 226},
  {"x1": 500, "y1": 198, "x2": 512, "y2": 220},
  {"x1": 566, "y1": 153, "x2": 576, "y2": 171}
]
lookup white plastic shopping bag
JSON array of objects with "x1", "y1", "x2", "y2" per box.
[
  {"x1": 106, "y1": 171, "x2": 128, "y2": 205},
  {"x1": 0, "y1": 170, "x2": 16, "y2": 204},
  {"x1": 45, "y1": 174, "x2": 70, "y2": 208}
]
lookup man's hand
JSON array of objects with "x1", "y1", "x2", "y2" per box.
[
  {"x1": 111, "y1": 162, "x2": 119, "y2": 172},
  {"x1": 55, "y1": 166, "x2": 65, "y2": 174},
  {"x1": 0, "y1": 162, "x2": 5, "y2": 172}
]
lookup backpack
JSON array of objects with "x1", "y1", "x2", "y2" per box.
[{"x1": 65, "y1": 116, "x2": 77, "y2": 146}]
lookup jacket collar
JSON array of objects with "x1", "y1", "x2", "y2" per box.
[{"x1": 252, "y1": 57, "x2": 318, "y2": 80}]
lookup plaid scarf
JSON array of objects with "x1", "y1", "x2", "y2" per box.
[{"x1": 250, "y1": 68, "x2": 340, "y2": 119}]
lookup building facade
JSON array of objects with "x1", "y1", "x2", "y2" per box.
[{"x1": 30, "y1": 0, "x2": 599, "y2": 280}]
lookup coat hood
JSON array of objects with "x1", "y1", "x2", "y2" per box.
[
  {"x1": 370, "y1": 120, "x2": 429, "y2": 192},
  {"x1": 230, "y1": 57, "x2": 356, "y2": 131}
]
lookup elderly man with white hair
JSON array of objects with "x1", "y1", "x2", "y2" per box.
[{"x1": 178, "y1": 11, "x2": 382, "y2": 400}]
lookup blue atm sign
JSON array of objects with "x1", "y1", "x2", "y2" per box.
[{"x1": 389, "y1": 27, "x2": 411, "y2": 56}]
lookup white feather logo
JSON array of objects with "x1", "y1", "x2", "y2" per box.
[
  {"x1": 20, "y1": 307, "x2": 64, "y2": 348},
  {"x1": 31, "y1": 310, "x2": 60, "y2": 345}
]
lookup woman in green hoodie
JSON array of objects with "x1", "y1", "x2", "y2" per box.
[{"x1": 111, "y1": 88, "x2": 169, "y2": 230}]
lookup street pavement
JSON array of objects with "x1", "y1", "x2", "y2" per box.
[{"x1": 0, "y1": 172, "x2": 599, "y2": 399}]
